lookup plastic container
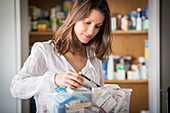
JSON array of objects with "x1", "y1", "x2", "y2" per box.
[
  {"x1": 111, "y1": 16, "x2": 117, "y2": 31},
  {"x1": 107, "y1": 55, "x2": 114, "y2": 80},
  {"x1": 102, "y1": 61, "x2": 107, "y2": 80},
  {"x1": 34, "y1": 88, "x2": 133, "y2": 113},
  {"x1": 136, "y1": 8, "x2": 142, "y2": 31}
]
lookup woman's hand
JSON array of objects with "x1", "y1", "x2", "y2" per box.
[{"x1": 54, "y1": 71, "x2": 84, "y2": 89}]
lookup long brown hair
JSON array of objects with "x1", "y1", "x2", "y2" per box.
[{"x1": 51, "y1": 0, "x2": 112, "y2": 60}]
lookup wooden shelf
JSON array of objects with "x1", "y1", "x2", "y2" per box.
[
  {"x1": 29, "y1": 31, "x2": 55, "y2": 35},
  {"x1": 104, "y1": 79, "x2": 148, "y2": 84},
  {"x1": 112, "y1": 30, "x2": 148, "y2": 35},
  {"x1": 29, "y1": 30, "x2": 148, "y2": 36}
]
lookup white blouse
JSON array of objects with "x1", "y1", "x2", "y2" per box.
[{"x1": 10, "y1": 40, "x2": 104, "y2": 99}]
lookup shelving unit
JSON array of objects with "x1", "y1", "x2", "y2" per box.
[
  {"x1": 29, "y1": 30, "x2": 148, "y2": 35},
  {"x1": 106, "y1": 0, "x2": 149, "y2": 113},
  {"x1": 111, "y1": 32, "x2": 148, "y2": 64}
]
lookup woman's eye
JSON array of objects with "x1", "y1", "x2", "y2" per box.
[
  {"x1": 85, "y1": 22, "x2": 91, "y2": 24},
  {"x1": 95, "y1": 26, "x2": 101, "y2": 28}
]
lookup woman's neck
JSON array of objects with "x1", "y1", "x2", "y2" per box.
[
  {"x1": 68, "y1": 45, "x2": 86, "y2": 57},
  {"x1": 63, "y1": 46, "x2": 87, "y2": 72}
]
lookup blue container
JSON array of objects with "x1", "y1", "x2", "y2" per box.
[{"x1": 102, "y1": 62, "x2": 107, "y2": 80}]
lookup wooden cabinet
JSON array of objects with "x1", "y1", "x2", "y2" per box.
[
  {"x1": 29, "y1": 32, "x2": 55, "y2": 47},
  {"x1": 106, "y1": 1, "x2": 149, "y2": 113},
  {"x1": 107, "y1": 0, "x2": 148, "y2": 15},
  {"x1": 111, "y1": 30, "x2": 148, "y2": 64},
  {"x1": 107, "y1": 0, "x2": 148, "y2": 64}
]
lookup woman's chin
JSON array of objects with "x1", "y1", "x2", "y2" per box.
[
  {"x1": 79, "y1": 39, "x2": 90, "y2": 44},
  {"x1": 81, "y1": 41, "x2": 89, "y2": 44}
]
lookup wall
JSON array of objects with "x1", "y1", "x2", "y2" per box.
[
  {"x1": 20, "y1": 0, "x2": 30, "y2": 112},
  {"x1": 160, "y1": 0, "x2": 170, "y2": 113},
  {"x1": 0, "y1": 0, "x2": 21, "y2": 113},
  {"x1": 149, "y1": 0, "x2": 160, "y2": 113}
]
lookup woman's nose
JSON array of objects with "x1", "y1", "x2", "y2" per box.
[{"x1": 87, "y1": 25, "x2": 94, "y2": 35}]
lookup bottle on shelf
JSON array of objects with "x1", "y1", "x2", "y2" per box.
[
  {"x1": 138, "y1": 57, "x2": 147, "y2": 79},
  {"x1": 50, "y1": 7, "x2": 56, "y2": 30},
  {"x1": 131, "y1": 64, "x2": 140, "y2": 79},
  {"x1": 116, "y1": 58, "x2": 126, "y2": 80},
  {"x1": 52, "y1": 18, "x2": 57, "y2": 32},
  {"x1": 129, "y1": 11, "x2": 137, "y2": 30},
  {"x1": 136, "y1": 8, "x2": 142, "y2": 31},
  {"x1": 121, "y1": 15, "x2": 128, "y2": 31},
  {"x1": 56, "y1": 12, "x2": 65, "y2": 29},
  {"x1": 127, "y1": 16, "x2": 132, "y2": 30},
  {"x1": 111, "y1": 15, "x2": 117, "y2": 31},
  {"x1": 144, "y1": 40, "x2": 149, "y2": 79},
  {"x1": 117, "y1": 14, "x2": 122, "y2": 30},
  {"x1": 107, "y1": 55, "x2": 114, "y2": 80},
  {"x1": 63, "y1": 0, "x2": 72, "y2": 16},
  {"x1": 102, "y1": 60, "x2": 108, "y2": 80},
  {"x1": 31, "y1": 6, "x2": 38, "y2": 31}
]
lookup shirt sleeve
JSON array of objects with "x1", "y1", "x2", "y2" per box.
[{"x1": 10, "y1": 42, "x2": 57, "y2": 99}]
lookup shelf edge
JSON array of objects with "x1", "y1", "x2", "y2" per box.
[
  {"x1": 104, "y1": 79, "x2": 148, "y2": 84},
  {"x1": 112, "y1": 30, "x2": 148, "y2": 35},
  {"x1": 29, "y1": 31, "x2": 55, "y2": 35}
]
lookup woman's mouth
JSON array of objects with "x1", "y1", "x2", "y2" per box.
[{"x1": 83, "y1": 34, "x2": 91, "y2": 39}]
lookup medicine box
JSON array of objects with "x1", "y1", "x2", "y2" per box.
[{"x1": 34, "y1": 88, "x2": 132, "y2": 113}]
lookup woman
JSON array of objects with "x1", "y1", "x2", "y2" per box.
[{"x1": 10, "y1": 0, "x2": 112, "y2": 99}]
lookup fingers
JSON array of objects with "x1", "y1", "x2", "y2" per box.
[
  {"x1": 66, "y1": 71, "x2": 84, "y2": 85},
  {"x1": 54, "y1": 71, "x2": 84, "y2": 89},
  {"x1": 64, "y1": 81, "x2": 78, "y2": 90},
  {"x1": 65, "y1": 79, "x2": 82, "y2": 89}
]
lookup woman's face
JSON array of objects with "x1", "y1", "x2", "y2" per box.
[{"x1": 74, "y1": 9, "x2": 105, "y2": 44}]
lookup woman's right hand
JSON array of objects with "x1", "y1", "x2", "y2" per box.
[{"x1": 54, "y1": 71, "x2": 84, "y2": 90}]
